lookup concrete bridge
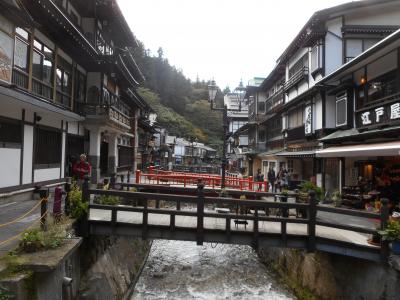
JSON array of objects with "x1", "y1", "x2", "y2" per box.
[{"x1": 83, "y1": 181, "x2": 389, "y2": 263}]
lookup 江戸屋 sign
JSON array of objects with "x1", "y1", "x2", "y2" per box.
[{"x1": 357, "y1": 101, "x2": 400, "y2": 128}]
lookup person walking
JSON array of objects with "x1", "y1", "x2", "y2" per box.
[
  {"x1": 268, "y1": 168, "x2": 276, "y2": 192},
  {"x1": 255, "y1": 169, "x2": 264, "y2": 191}
]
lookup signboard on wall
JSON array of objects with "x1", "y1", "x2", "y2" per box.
[
  {"x1": 304, "y1": 105, "x2": 313, "y2": 135},
  {"x1": 357, "y1": 99, "x2": 400, "y2": 128},
  {"x1": 0, "y1": 30, "x2": 13, "y2": 83}
]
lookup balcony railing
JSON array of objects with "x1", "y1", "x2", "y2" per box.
[
  {"x1": 77, "y1": 104, "x2": 131, "y2": 129},
  {"x1": 284, "y1": 67, "x2": 309, "y2": 91},
  {"x1": 32, "y1": 78, "x2": 53, "y2": 100},
  {"x1": 12, "y1": 69, "x2": 29, "y2": 89},
  {"x1": 266, "y1": 86, "x2": 284, "y2": 113}
]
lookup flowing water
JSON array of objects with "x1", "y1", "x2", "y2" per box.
[{"x1": 131, "y1": 240, "x2": 296, "y2": 300}]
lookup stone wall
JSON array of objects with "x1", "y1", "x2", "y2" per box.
[
  {"x1": 78, "y1": 237, "x2": 151, "y2": 300},
  {"x1": 258, "y1": 247, "x2": 400, "y2": 300}
]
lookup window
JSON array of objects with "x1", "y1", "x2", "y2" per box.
[
  {"x1": 345, "y1": 38, "x2": 380, "y2": 62},
  {"x1": 34, "y1": 127, "x2": 61, "y2": 168},
  {"x1": 0, "y1": 118, "x2": 22, "y2": 148},
  {"x1": 32, "y1": 39, "x2": 54, "y2": 99},
  {"x1": 287, "y1": 160, "x2": 294, "y2": 174},
  {"x1": 258, "y1": 101, "x2": 265, "y2": 114},
  {"x1": 13, "y1": 28, "x2": 30, "y2": 88},
  {"x1": 288, "y1": 108, "x2": 304, "y2": 128},
  {"x1": 367, "y1": 70, "x2": 398, "y2": 103},
  {"x1": 74, "y1": 69, "x2": 86, "y2": 103},
  {"x1": 336, "y1": 92, "x2": 347, "y2": 127},
  {"x1": 258, "y1": 129, "x2": 266, "y2": 142},
  {"x1": 311, "y1": 43, "x2": 323, "y2": 74},
  {"x1": 96, "y1": 29, "x2": 105, "y2": 54},
  {"x1": 289, "y1": 54, "x2": 308, "y2": 78},
  {"x1": 56, "y1": 55, "x2": 72, "y2": 107}
]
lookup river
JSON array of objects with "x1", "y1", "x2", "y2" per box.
[{"x1": 131, "y1": 240, "x2": 296, "y2": 300}]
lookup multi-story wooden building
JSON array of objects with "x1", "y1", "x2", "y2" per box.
[
  {"x1": 0, "y1": 0, "x2": 153, "y2": 195},
  {"x1": 245, "y1": 0, "x2": 400, "y2": 188}
]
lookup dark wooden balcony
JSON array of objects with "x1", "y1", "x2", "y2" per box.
[{"x1": 284, "y1": 67, "x2": 308, "y2": 91}]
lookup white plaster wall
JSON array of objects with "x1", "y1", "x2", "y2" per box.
[
  {"x1": 325, "y1": 95, "x2": 336, "y2": 128},
  {"x1": 315, "y1": 97, "x2": 323, "y2": 130},
  {"x1": 38, "y1": 115, "x2": 62, "y2": 129},
  {"x1": 68, "y1": 122, "x2": 79, "y2": 135},
  {"x1": 34, "y1": 168, "x2": 60, "y2": 182},
  {"x1": 34, "y1": 30, "x2": 55, "y2": 50},
  {"x1": 297, "y1": 81, "x2": 309, "y2": 96},
  {"x1": 89, "y1": 129, "x2": 101, "y2": 156},
  {"x1": 25, "y1": 109, "x2": 34, "y2": 123},
  {"x1": 287, "y1": 89, "x2": 298, "y2": 102},
  {"x1": 325, "y1": 17, "x2": 343, "y2": 75},
  {"x1": 22, "y1": 125, "x2": 33, "y2": 184},
  {"x1": 0, "y1": 148, "x2": 20, "y2": 188}
]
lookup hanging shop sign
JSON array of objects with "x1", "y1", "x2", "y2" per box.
[
  {"x1": 357, "y1": 99, "x2": 400, "y2": 128},
  {"x1": 304, "y1": 105, "x2": 313, "y2": 135}
]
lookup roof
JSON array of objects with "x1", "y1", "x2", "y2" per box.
[
  {"x1": 320, "y1": 125, "x2": 400, "y2": 143},
  {"x1": 277, "y1": 0, "x2": 398, "y2": 64}
]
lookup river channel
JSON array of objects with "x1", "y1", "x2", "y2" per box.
[{"x1": 131, "y1": 240, "x2": 296, "y2": 300}]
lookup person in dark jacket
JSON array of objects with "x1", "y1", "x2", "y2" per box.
[
  {"x1": 255, "y1": 169, "x2": 264, "y2": 191},
  {"x1": 268, "y1": 168, "x2": 276, "y2": 192}
]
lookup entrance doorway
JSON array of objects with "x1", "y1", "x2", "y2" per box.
[{"x1": 100, "y1": 141, "x2": 108, "y2": 175}]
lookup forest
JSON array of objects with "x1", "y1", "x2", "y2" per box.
[{"x1": 132, "y1": 42, "x2": 224, "y2": 151}]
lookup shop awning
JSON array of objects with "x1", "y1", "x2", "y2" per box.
[
  {"x1": 258, "y1": 149, "x2": 284, "y2": 158},
  {"x1": 316, "y1": 141, "x2": 400, "y2": 158},
  {"x1": 276, "y1": 150, "x2": 316, "y2": 158}
]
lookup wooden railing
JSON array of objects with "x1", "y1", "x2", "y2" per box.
[
  {"x1": 83, "y1": 178, "x2": 390, "y2": 261},
  {"x1": 32, "y1": 78, "x2": 53, "y2": 99},
  {"x1": 12, "y1": 68, "x2": 29, "y2": 89}
]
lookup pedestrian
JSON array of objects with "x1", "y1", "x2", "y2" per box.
[
  {"x1": 268, "y1": 168, "x2": 276, "y2": 192},
  {"x1": 255, "y1": 169, "x2": 264, "y2": 191},
  {"x1": 276, "y1": 167, "x2": 284, "y2": 192},
  {"x1": 73, "y1": 154, "x2": 92, "y2": 186}
]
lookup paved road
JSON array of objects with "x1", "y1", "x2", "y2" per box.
[{"x1": 0, "y1": 196, "x2": 57, "y2": 257}]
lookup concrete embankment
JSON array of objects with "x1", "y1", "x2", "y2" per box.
[
  {"x1": 258, "y1": 247, "x2": 400, "y2": 300},
  {"x1": 0, "y1": 235, "x2": 150, "y2": 299}
]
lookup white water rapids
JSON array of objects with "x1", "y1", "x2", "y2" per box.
[{"x1": 131, "y1": 240, "x2": 296, "y2": 300}]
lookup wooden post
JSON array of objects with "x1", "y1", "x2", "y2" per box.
[
  {"x1": 82, "y1": 176, "x2": 90, "y2": 203},
  {"x1": 111, "y1": 207, "x2": 117, "y2": 234},
  {"x1": 135, "y1": 170, "x2": 141, "y2": 184},
  {"x1": 380, "y1": 198, "x2": 390, "y2": 261},
  {"x1": 39, "y1": 189, "x2": 48, "y2": 231},
  {"x1": 253, "y1": 209, "x2": 259, "y2": 248},
  {"x1": 226, "y1": 217, "x2": 231, "y2": 241},
  {"x1": 142, "y1": 198, "x2": 148, "y2": 240},
  {"x1": 307, "y1": 190, "x2": 317, "y2": 252},
  {"x1": 110, "y1": 173, "x2": 116, "y2": 189},
  {"x1": 64, "y1": 177, "x2": 71, "y2": 216},
  {"x1": 196, "y1": 182, "x2": 205, "y2": 245}
]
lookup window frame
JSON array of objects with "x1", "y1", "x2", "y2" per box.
[{"x1": 335, "y1": 92, "x2": 347, "y2": 127}]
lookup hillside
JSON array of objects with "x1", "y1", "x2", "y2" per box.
[{"x1": 132, "y1": 42, "x2": 224, "y2": 151}]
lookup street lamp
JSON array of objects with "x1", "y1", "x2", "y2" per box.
[{"x1": 208, "y1": 79, "x2": 246, "y2": 188}]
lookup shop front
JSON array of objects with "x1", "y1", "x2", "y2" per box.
[{"x1": 317, "y1": 141, "x2": 400, "y2": 208}]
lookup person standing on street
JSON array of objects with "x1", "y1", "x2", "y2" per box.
[
  {"x1": 268, "y1": 168, "x2": 276, "y2": 192},
  {"x1": 73, "y1": 154, "x2": 92, "y2": 185}
]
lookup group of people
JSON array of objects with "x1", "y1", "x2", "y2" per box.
[{"x1": 255, "y1": 167, "x2": 290, "y2": 192}]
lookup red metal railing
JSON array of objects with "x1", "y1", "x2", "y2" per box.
[{"x1": 135, "y1": 167, "x2": 269, "y2": 192}]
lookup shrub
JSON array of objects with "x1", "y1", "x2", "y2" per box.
[
  {"x1": 19, "y1": 229, "x2": 44, "y2": 253},
  {"x1": 299, "y1": 181, "x2": 324, "y2": 202},
  {"x1": 378, "y1": 220, "x2": 400, "y2": 242},
  {"x1": 69, "y1": 184, "x2": 88, "y2": 219},
  {"x1": 99, "y1": 195, "x2": 121, "y2": 206}
]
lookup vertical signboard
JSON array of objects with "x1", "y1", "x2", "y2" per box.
[{"x1": 304, "y1": 105, "x2": 313, "y2": 135}]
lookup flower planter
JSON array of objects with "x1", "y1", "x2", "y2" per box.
[{"x1": 391, "y1": 241, "x2": 400, "y2": 255}]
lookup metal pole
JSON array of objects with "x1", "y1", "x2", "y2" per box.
[{"x1": 221, "y1": 105, "x2": 228, "y2": 189}]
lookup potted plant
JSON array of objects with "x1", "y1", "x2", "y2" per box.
[
  {"x1": 331, "y1": 190, "x2": 342, "y2": 207},
  {"x1": 378, "y1": 220, "x2": 400, "y2": 255},
  {"x1": 298, "y1": 181, "x2": 324, "y2": 203}
]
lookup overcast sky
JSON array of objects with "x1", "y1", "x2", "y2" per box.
[{"x1": 118, "y1": 0, "x2": 357, "y2": 90}]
